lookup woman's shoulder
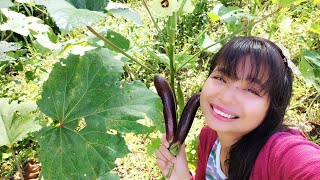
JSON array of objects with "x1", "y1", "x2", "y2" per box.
[
  {"x1": 253, "y1": 128, "x2": 320, "y2": 179},
  {"x1": 268, "y1": 128, "x2": 319, "y2": 149},
  {"x1": 263, "y1": 128, "x2": 320, "y2": 156}
]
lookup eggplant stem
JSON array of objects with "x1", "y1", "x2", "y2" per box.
[
  {"x1": 165, "y1": 143, "x2": 180, "y2": 178},
  {"x1": 166, "y1": 164, "x2": 175, "y2": 179}
]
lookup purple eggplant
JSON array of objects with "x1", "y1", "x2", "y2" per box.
[
  {"x1": 154, "y1": 74, "x2": 177, "y2": 142},
  {"x1": 166, "y1": 93, "x2": 200, "y2": 178},
  {"x1": 173, "y1": 93, "x2": 200, "y2": 145}
]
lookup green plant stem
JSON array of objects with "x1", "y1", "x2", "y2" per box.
[
  {"x1": 177, "y1": 0, "x2": 187, "y2": 15},
  {"x1": 177, "y1": 6, "x2": 283, "y2": 71},
  {"x1": 22, "y1": 3, "x2": 32, "y2": 16},
  {"x1": 3, "y1": 31, "x2": 13, "y2": 41},
  {"x1": 23, "y1": 36, "x2": 33, "y2": 54},
  {"x1": 165, "y1": 143, "x2": 180, "y2": 178},
  {"x1": 11, "y1": 146, "x2": 25, "y2": 180},
  {"x1": 87, "y1": 26, "x2": 155, "y2": 73},
  {"x1": 307, "y1": 93, "x2": 320, "y2": 114},
  {"x1": 168, "y1": 13, "x2": 177, "y2": 98},
  {"x1": 141, "y1": 0, "x2": 166, "y2": 44},
  {"x1": 31, "y1": 4, "x2": 48, "y2": 15}
]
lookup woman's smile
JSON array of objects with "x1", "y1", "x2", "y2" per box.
[{"x1": 210, "y1": 104, "x2": 239, "y2": 121}]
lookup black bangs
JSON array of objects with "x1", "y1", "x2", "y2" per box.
[{"x1": 209, "y1": 36, "x2": 287, "y2": 95}]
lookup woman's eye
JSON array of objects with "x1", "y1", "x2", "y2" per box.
[
  {"x1": 213, "y1": 76, "x2": 226, "y2": 83},
  {"x1": 247, "y1": 89, "x2": 260, "y2": 96}
]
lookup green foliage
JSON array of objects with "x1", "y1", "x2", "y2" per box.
[
  {"x1": 1, "y1": 0, "x2": 320, "y2": 178},
  {"x1": 300, "y1": 50, "x2": 320, "y2": 92},
  {"x1": 0, "y1": 98, "x2": 41, "y2": 148},
  {"x1": 36, "y1": 48, "x2": 163, "y2": 179},
  {"x1": 92, "y1": 29, "x2": 130, "y2": 51},
  {"x1": 66, "y1": 0, "x2": 110, "y2": 11},
  {"x1": 106, "y1": 2, "x2": 142, "y2": 26},
  {"x1": 0, "y1": 41, "x2": 22, "y2": 61},
  {"x1": 0, "y1": 8, "x2": 49, "y2": 36},
  {"x1": 34, "y1": 0, "x2": 107, "y2": 35},
  {"x1": 273, "y1": 0, "x2": 299, "y2": 7},
  {"x1": 0, "y1": 0, "x2": 14, "y2": 9}
]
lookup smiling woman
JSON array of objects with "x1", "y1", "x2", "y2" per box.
[{"x1": 155, "y1": 36, "x2": 320, "y2": 180}]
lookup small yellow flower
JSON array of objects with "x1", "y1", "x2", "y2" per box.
[{"x1": 151, "y1": 0, "x2": 179, "y2": 17}]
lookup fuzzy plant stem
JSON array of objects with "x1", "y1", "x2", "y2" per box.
[
  {"x1": 11, "y1": 146, "x2": 25, "y2": 180},
  {"x1": 168, "y1": 13, "x2": 177, "y2": 99}
]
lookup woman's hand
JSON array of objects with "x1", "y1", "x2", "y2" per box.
[{"x1": 155, "y1": 134, "x2": 191, "y2": 180}]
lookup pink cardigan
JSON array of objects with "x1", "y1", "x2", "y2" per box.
[{"x1": 194, "y1": 126, "x2": 320, "y2": 180}]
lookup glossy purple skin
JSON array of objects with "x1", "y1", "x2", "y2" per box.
[
  {"x1": 172, "y1": 93, "x2": 200, "y2": 144},
  {"x1": 154, "y1": 74, "x2": 177, "y2": 141}
]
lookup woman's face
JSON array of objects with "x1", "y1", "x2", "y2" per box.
[{"x1": 200, "y1": 59, "x2": 270, "y2": 138}]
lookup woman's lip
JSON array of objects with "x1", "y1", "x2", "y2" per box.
[
  {"x1": 210, "y1": 104, "x2": 239, "y2": 122},
  {"x1": 211, "y1": 104, "x2": 238, "y2": 117}
]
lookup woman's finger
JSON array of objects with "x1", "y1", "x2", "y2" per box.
[
  {"x1": 161, "y1": 134, "x2": 169, "y2": 148},
  {"x1": 159, "y1": 144, "x2": 176, "y2": 163}
]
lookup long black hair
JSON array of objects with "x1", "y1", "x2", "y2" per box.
[{"x1": 209, "y1": 36, "x2": 293, "y2": 179}]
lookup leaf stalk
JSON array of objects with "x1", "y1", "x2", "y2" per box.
[
  {"x1": 11, "y1": 146, "x2": 25, "y2": 180},
  {"x1": 86, "y1": 26, "x2": 155, "y2": 73}
]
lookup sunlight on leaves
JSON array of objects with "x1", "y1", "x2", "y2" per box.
[
  {"x1": 106, "y1": 2, "x2": 142, "y2": 26},
  {"x1": 0, "y1": 98, "x2": 41, "y2": 148},
  {"x1": 15, "y1": 0, "x2": 31, "y2": 3},
  {"x1": 0, "y1": 0, "x2": 14, "y2": 8},
  {"x1": 34, "y1": 0, "x2": 106, "y2": 35},
  {"x1": 0, "y1": 41, "x2": 21, "y2": 61},
  {"x1": 66, "y1": 0, "x2": 109, "y2": 11},
  {"x1": 0, "y1": 9, "x2": 49, "y2": 36}
]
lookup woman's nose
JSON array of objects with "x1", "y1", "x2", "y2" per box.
[{"x1": 219, "y1": 84, "x2": 238, "y2": 104}]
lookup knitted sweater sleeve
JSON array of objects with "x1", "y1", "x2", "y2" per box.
[
  {"x1": 194, "y1": 126, "x2": 217, "y2": 180},
  {"x1": 253, "y1": 129, "x2": 320, "y2": 180}
]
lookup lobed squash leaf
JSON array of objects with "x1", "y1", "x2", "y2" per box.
[{"x1": 36, "y1": 48, "x2": 163, "y2": 179}]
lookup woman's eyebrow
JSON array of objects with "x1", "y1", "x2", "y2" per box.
[
  {"x1": 215, "y1": 67, "x2": 227, "y2": 74},
  {"x1": 246, "y1": 77, "x2": 264, "y2": 88},
  {"x1": 215, "y1": 67, "x2": 265, "y2": 88}
]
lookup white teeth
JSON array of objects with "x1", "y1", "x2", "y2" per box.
[{"x1": 213, "y1": 108, "x2": 237, "y2": 119}]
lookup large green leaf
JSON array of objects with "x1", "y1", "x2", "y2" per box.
[
  {"x1": 303, "y1": 50, "x2": 320, "y2": 68},
  {"x1": 66, "y1": 0, "x2": 109, "y2": 11},
  {"x1": 0, "y1": 9, "x2": 49, "y2": 36},
  {"x1": 34, "y1": 0, "x2": 106, "y2": 35},
  {"x1": 106, "y1": 2, "x2": 142, "y2": 26},
  {"x1": 36, "y1": 48, "x2": 163, "y2": 179},
  {"x1": 299, "y1": 50, "x2": 320, "y2": 92},
  {"x1": 0, "y1": 0, "x2": 14, "y2": 8},
  {"x1": 0, "y1": 98, "x2": 41, "y2": 147},
  {"x1": 92, "y1": 29, "x2": 130, "y2": 51},
  {"x1": 210, "y1": 4, "x2": 254, "y2": 25}
]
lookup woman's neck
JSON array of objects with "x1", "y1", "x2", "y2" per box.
[
  {"x1": 217, "y1": 132, "x2": 241, "y2": 149},
  {"x1": 217, "y1": 132, "x2": 242, "y2": 176}
]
